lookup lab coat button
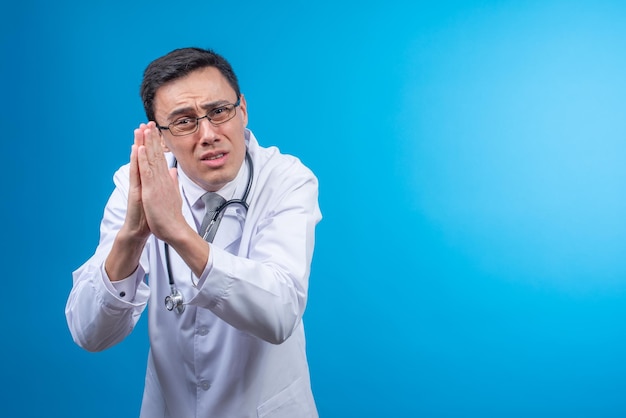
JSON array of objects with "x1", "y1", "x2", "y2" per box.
[
  {"x1": 198, "y1": 327, "x2": 209, "y2": 336},
  {"x1": 199, "y1": 380, "x2": 211, "y2": 391}
]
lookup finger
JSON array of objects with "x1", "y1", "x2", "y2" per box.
[
  {"x1": 129, "y1": 144, "x2": 141, "y2": 188},
  {"x1": 134, "y1": 123, "x2": 147, "y2": 147},
  {"x1": 131, "y1": 126, "x2": 144, "y2": 187},
  {"x1": 137, "y1": 144, "x2": 153, "y2": 180},
  {"x1": 143, "y1": 124, "x2": 165, "y2": 166},
  {"x1": 169, "y1": 167, "x2": 179, "y2": 188},
  {"x1": 151, "y1": 124, "x2": 166, "y2": 155},
  {"x1": 137, "y1": 122, "x2": 157, "y2": 179},
  {"x1": 144, "y1": 124, "x2": 159, "y2": 152}
]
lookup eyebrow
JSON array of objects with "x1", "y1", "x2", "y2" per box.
[{"x1": 166, "y1": 100, "x2": 232, "y2": 122}]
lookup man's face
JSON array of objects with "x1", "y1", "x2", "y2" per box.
[{"x1": 154, "y1": 66, "x2": 248, "y2": 192}]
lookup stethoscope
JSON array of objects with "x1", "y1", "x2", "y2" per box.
[{"x1": 164, "y1": 150, "x2": 253, "y2": 314}]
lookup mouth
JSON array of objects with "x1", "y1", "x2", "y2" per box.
[
  {"x1": 200, "y1": 151, "x2": 228, "y2": 167},
  {"x1": 202, "y1": 153, "x2": 225, "y2": 161}
]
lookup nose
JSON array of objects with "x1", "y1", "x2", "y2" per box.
[{"x1": 197, "y1": 116, "x2": 219, "y2": 144}]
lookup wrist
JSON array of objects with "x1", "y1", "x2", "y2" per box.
[
  {"x1": 105, "y1": 228, "x2": 149, "y2": 282},
  {"x1": 117, "y1": 224, "x2": 151, "y2": 246}
]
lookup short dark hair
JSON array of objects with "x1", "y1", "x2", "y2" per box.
[{"x1": 140, "y1": 47, "x2": 241, "y2": 122}]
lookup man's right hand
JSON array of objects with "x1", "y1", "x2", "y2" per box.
[
  {"x1": 104, "y1": 124, "x2": 154, "y2": 282},
  {"x1": 122, "y1": 124, "x2": 153, "y2": 242}
]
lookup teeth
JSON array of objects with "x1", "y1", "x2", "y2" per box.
[{"x1": 207, "y1": 153, "x2": 224, "y2": 160}]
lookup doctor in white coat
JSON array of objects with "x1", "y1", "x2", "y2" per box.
[{"x1": 66, "y1": 47, "x2": 321, "y2": 418}]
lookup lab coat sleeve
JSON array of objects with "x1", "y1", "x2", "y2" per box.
[
  {"x1": 190, "y1": 158, "x2": 322, "y2": 344},
  {"x1": 65, "y1": 164, "x2": 150, "y2": 352}
]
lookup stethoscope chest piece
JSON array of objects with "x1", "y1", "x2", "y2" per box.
[{"x1": 165, "y1": 287, "x2": 185, "y2": 314}]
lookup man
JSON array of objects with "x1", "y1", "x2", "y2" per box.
[{"x1": 66, "y1": 47, "x2": 321, "y2": 417}]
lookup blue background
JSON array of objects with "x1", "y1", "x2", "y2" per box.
[{"x1": 2, "y1": 0, "x2": 626, "y2": 417}]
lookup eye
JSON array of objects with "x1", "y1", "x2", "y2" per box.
[
  {"x1": 172, "y1": 117, "x2": 195, "y2": 127},
  {"x1": 210, "y1": 106, "x2": 228, "y2": 116}
]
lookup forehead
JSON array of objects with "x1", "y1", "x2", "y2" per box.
[{"x1": 154, "y1": 67, "x2": 236, "y2": 117}]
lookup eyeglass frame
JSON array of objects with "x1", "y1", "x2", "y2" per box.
[{"x1": 156, "y1": 97, "x2": 241, "y2": 136}]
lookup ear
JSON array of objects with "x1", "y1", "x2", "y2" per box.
[{"x1": 239, "y1": 94, "x2": 248, "y2": 128}]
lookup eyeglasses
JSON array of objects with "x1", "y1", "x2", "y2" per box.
[{"x1": 157, "y1": 97, "x2": 241, "y2": 136}]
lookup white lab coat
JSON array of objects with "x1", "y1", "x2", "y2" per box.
[{"x1": 66, "y1": 130, "x2": 321, "y2": 417}]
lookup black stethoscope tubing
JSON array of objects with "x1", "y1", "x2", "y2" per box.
[{"x1": 164, "y1": 150, "x2": 253, "y2": 313}]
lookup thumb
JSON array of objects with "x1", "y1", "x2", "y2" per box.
[{"x1": 169, "y1": 167, "x2": 179, "y2": 187}]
